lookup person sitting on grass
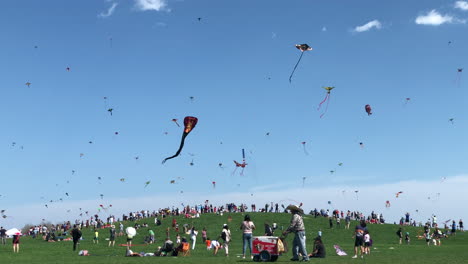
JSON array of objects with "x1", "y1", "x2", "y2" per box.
[
  {"x1": 308, "y1": 237, "x2": 325, "y2": 258},
  {"x1": 156, "y1": 237, "x2": 174, "y2": 256},
  {"x1": 208, "y1": 239, "x2": 221, "y2": 255}
]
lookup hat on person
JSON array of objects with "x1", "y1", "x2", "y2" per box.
[{"x1": 286, "y1": 204, "x2": 304, "y2": 214}]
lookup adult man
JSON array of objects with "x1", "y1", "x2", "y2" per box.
[
  {"x1": 71, "y1": 225, "x2": 82, "y2": 251},
  {"x1": 283, "y1": 204, "x2": 309, "y2": 262},
  {"x1": 352, "y1": 220, "x2": 367, "y2": 259},
  {"x1": 0, "y1": 227, "x2": 6, "y2": 245}
]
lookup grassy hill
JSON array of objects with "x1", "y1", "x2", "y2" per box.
[{"x1": 0, "y1": 212, "x2": 467, "y2": 263}]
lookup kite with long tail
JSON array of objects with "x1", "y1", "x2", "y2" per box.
[
  {"x1": 289, "y1": 44, "x2": 312, "y2": 83},
  {"x1": 233, "y1": 149, "x2": 248, "y2": 176},
  {"x1": 162, "y1": 116, "x2": 198, "y2": 163},
  {"x1": 317, "y1": 86, "x2": 334, "y2": 118}
]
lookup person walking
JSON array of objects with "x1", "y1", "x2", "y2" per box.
[
  {"x1": 12, "y1": 232, "x2": 20, "y2": 253},
  {"x1": 352, "y1": 220, "x2": 367, "y2": 259},
  {"x1": 283, "y1": 205, "x2": 309, "y2": 262},
  {"x1": 71, "y1": 225, "x2": 82, "y2": 251},
  {"x1": 240, "y1": 214, "x2": 256, "y2": 259}
]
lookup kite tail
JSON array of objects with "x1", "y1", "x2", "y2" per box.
[
  {"x1": 162, "y1": 133, "x2": 188, "y2": 163},
  {"x1": 289, "y1": 52, "x2": 304, "y2": 83},
  {"x1": 317, "y1": 93, "x2": 330, "y2": 111},
  {"x1": 319, "y1": 95, "x2": 331, "y2": 118}
]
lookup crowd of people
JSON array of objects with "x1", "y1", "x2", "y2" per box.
[{"x1": 0, "y1": 201, "x2": 464, "y2": 260}]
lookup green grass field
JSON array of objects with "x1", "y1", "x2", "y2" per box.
[{"x1": 0, "y1": 213, "x2": 467, "y2": 263}]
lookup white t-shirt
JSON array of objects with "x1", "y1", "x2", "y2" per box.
[{"x1": 364, "y1": 234, "x2": 370, "y2": 243}]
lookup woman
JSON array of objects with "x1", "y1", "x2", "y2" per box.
[
  {"x1": 240, "y1": 214, "x2": 255, "y2": 259},
  {"x1": 189, "y1": 227, "x2": 198, "y2": 250},
  {"x1": 13, "y1": 232, "x2": 20, "y2": 253},
  {"x1": 221, "y1": 224, "x2": 231, "y2": 256}
]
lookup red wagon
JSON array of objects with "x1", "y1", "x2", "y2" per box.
[{"x1": 252, "y1": 236, "x2": 281, "y2": 262}]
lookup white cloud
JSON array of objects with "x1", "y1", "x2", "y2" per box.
[
  {"x1": 3, "y1": 175, "x2": 468, "y2": 229},
  {"x1": 134, "y1": 0, "x2": 167, "y2": 11},
  {"x1": 415, "y1": 10, "x2": 459, "y2": 25},
  {"x1": 455, "y1": 1, "x2": 468, "y2": 10},
  {"x1": 98, "y1": 2, "x2": 118, "y2": 18},
  {"x1": 353, "y1": 20, "x2": 382, "y2": 32}
]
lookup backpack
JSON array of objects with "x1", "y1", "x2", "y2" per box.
[{"x1": 221, "y1": 230, "x2": 226, "y2": 241}]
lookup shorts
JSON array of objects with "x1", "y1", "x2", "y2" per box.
[
  {"x1": 364, "y1": 242, "x2": 370, "y2": 247},
  {"x1": 355, "y1": 236, "x2": 364, "y2": 247},
  {"x1": 110, "y1": 236, "x2": 115, "y2": 241},
  {"x1": 127, "y1": 238, "x2": 133, "y2": 242}
]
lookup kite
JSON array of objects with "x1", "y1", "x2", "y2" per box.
[
  {"x1": 365, "y1": 104, "x2": 372, "y2": 116},
  {"x1": 354, "y1": 190, "x2": 359, "y2": 200},
  {"x1": 385, "y1": 200, "x2": 391, "y2": 208},
  {"x1": 25, "y1": 82, "x2": 31, "y2": 88},
  {"x1": 317, "y1": 86, "x2": 335, "y2": 118},
  {"x1": 338, "y1": 163, "x2": 343, "y2": 166},
  {"x1": 162, "y1": 116, "x2": 198, "y2": 163},
  {"x1": 11, "y1": 142, "x2": 16, "y2": 147},
  {"x1": 88, "y1": 141, "x2": 93, "y2": 144},
  {"x1": 233, "y1": 149, "x2": 248, "y2": 176},
  {"x1": 197, "y1": 17, "x2": 202, "y2": 21},
  {"x1": 99, "y1": 204, "x2": 112, "y2": 211},
  {"x1": 212, "y1": 181, "x2": 216, "y2": 189},
  {"x1": 265, "y1": 132, "x2": 270, "y2": 136},
  {"x1": 79, "y1": 153, "x2": 84, "y2": 158},
  {"x1": 170, "y1": 180, "x2": 176, "y2": 184},
  {"x1": 65, "y1": 193, "x2": 69, "y2": 196},
  {"x1": 396, "y1": 191, "x2": 403, "y2": 198},
  {"x1": 301, "y1": 141, "x2": 309, "y2": 155},
  {"x1": 218, "y1": 163, "x2": 224, "y2": 169},
  {"x1": 100, "y1": 194, "x2": 104, "y2": 199},
  {"x1": 1, "y1": 210, "x2": 6, "y2": 218},
  {"x1": 359, "y1": 142, "x2": 364, "y2": 148},
  {"x1": 189, "y1": 96, "x2": 195, "y2": 102},
  {"x1": 66, "y1": 67, "x2": 70, "y2": 71},
  {"x1": 455, "y1": 68, "x2": 463, "y2": 86},
  {"x1": 289, "y1": 44, "x2": 312, "y2": 83},
  {"x1": 190, "y1": 159, "x2": 194, "y2": 166},
  {"x1": 145, "y1": 181, "x2": 151, "y2": 188},
  {"x1": 172, "y1": 119, "x2": 180, "y2": 127},
  {"x1": 302, "y1": 176, "x2": 306, "y2": 188},
  {"x1": 119, "y1": 178, "x2": 125, "y2": 182},
  {"x1": 330, "y1": 170, "x2": 335, "y2": 174},
  {"x1": 449, "y1": 118, "x2": 454, "y2": 124},
  {"x1": 108, "y1": 108, "x2": 113, "y2": 116},
  {"x1": 114, "y1": 132, "x2": 119, "y2": 135},
  {"x1": 404, "y1": 98, "x2": 411, "y2": 106}
]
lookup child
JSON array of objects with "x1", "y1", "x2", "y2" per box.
[
  {"x1": 364, "y1": 231, "x2": 371, "y2": 255},
  {"x1": 405, "y1": 232, "x2": 410, "y2": 244},
  {"x1": 13, "y1": 232, "x2": 20, "y2": 253},
  {"x1": 93, "y1": 229, "x2": 99, "y2": 244}
]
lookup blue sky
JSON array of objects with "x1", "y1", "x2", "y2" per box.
[{"x1": 1, "y1": 0, "x2": 468, "y2": 227}]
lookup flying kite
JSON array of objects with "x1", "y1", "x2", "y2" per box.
[
  {"x1": 100, "y1": 194, "x2": 104, "y2": 199},
  {"x1": 318, "y1": 86, "x2": 334, "y2": 118},
  {"x1": 66, "y1": 67, "x2": 70, "y2": 71},
  {"x1": 108, "y1": 108, "x2": 113, "y2": 116},
  {"x1": 172, "y1": 119, "x2": 180, "y2": 127},
  {"x1": 404, "y1": 98, "x2": 411, "y2": 106},
  {"x1": 79, "y1": 153, "x2": 84, "y2": 158},
  {"x1": 145, "y1": 181, "x2": 151, "y2": 188},
  {"x1": 302, "y1": 176, "x2": 306, "y2": 188},
  {"x1": 354, "y1": 190, "x2": 359, "y2": 200},
  {"x1": 233, "y1": 149, "x2": 247, "y2": 176},
  {"x1": 114, "y1": 132, "x2": 119, "y2": 135},
  {"x1": 88, "y1": 141, "x2": 93, "y2": 144},
  {"x1": 190, "y1": 159, "x2": 194, "y2": 166},
  {"x1": 385, "y1": 200, "x2": 391, "y2": 208},
  {"x1": 289, "y1": 44, "x2": 312, "y2": 83},
  {"x1": 359, "y1": 142, "x2": 364, "y2": 148},
  {"x1": 455, "y1": 68, "x2": 463, "y2": 86},
  {"x1": 212, "y1": 181, "x2": 216, "y2": 189},
  {"x1": 25, "y1": 82, "x2": 31, "y2": 88},
  {"x1": 301, "y1": 141, "x2": 309, "y2": 155},
  {"x1": 120, "y1": 178, "x2": 125, "y2": 182},
  {"x1": 218, "y1": 163, "x2": 225, "y2": 169},
  {"x1": 365, "y1": 104, "x2": 372, "y2": 116},
  {"x1": 396, "y1": 191, "x2": 403, "y2": 198},
  {"x1": 162, "y1": 116, "x2": 198, "y2": 163},
  {"x1": 170, "y1": 180, "x2": 176, "y2": 184},
  {"x1": 449, "y1": 118, "x2": 454, "y2": 124}
]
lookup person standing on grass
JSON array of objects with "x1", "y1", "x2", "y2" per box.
[
  {"x1": 352, "y1": 220, "x2": 367, "y2": 259},
  {"x1": 451, "y1": 220, "x2": 457, "y2": 236},
  {"x1": 0, "y1": 227, "x2": 6, "y2": 245},
  {"x1": 396, "y1": 227, "x2": 403, "y2": 244},
  {"x1": 71, "y1": 225, "x2": 82, "y2": 251},
  {"x1": 109, "y1": 225, "x2": 116, "y2": 247},
  {"x1": 189, "y1": 227, "x2": 198, "y2": 250},
  {"x1": 93, "y1": 229, "x2": 99, "y2": 244},
  {"x1": 283, "y1": 205, "x2": 309, "y2": 262},
  {"x1": 220, "y1": 224, "x2": 231, "y2": 256},
  {"x1": 12, "y1": 232, "x2": 20, "y2": 253},
  {"x1": 459, "y1": 219, "x2": 464, "y2": 232},
  {"x1": 240, "y1": 214, "x2": 255, "y2": 259},
  {"x1": 363, "y1": 231, "x2": 371, "y2": 255}
]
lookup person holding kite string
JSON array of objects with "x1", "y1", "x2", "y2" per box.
[{"x1": 282, "y1": 205, "x2": 309, "y2": 262}]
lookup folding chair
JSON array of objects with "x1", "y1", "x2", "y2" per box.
[{"x1": 181, "y1": 242, "x2": 191, "y2": 256}]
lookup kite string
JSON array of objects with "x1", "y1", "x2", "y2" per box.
[
  {"x1": 319, "y1": 95, "x2": 331, "y2": 118},
  {"x1": 289, "y1": 52, "x2": 304, "y2": 83}
]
